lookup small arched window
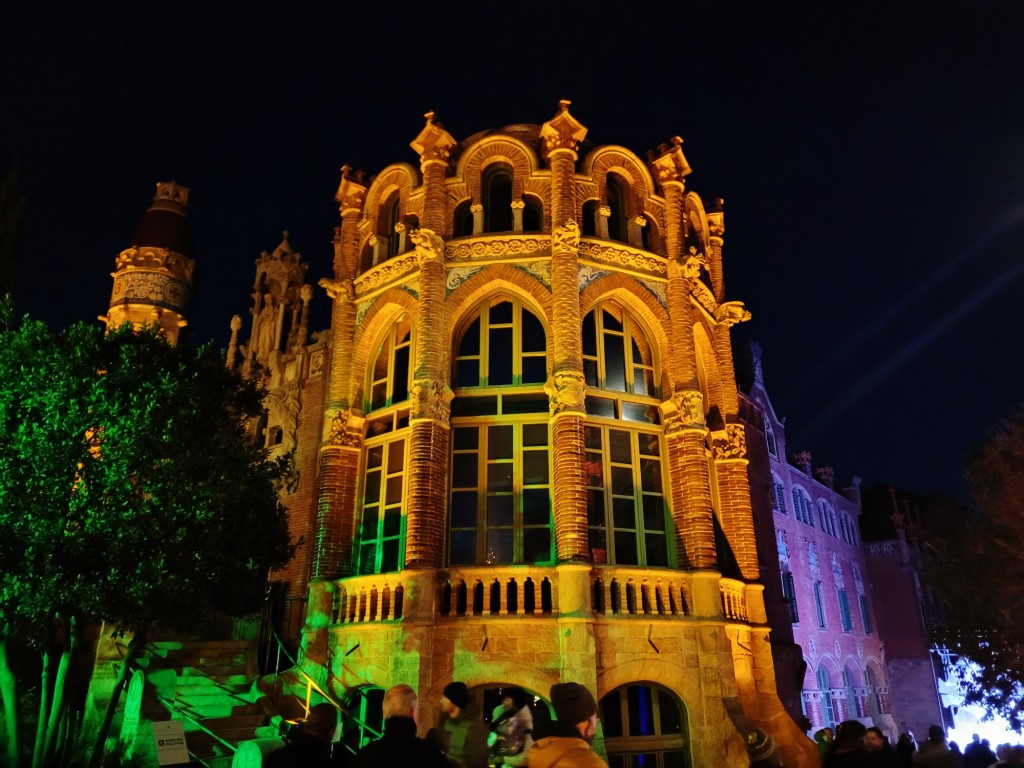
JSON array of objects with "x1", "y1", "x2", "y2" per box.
[
  {"x1": 483, "y1": 167, "x2": 514, "y2": 233},
  {"x1": 581, "y1": 200, "x2": 599, "y2": 237},
  {"x1": 600, "y1": 684, "x2": 690, "y2": 767},
  {"x1": 453, "y1": 200, "x2": 474, "y2": 237},
  {"x1": 384, "y1": 195, "x2": 402, "y2": 259},
  {"x1": 606, "y1": 173, "x2": 630, "y2": 243},
  {"x1": 522, "y1": 194, "x2": 542, "y2": 232}
]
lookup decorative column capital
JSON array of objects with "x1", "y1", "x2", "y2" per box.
[
  {"x1": 660, "y1": 390, "x2": 706, "y2": 435},
  {"x1": 546, "y1": 371, "x2": 587, "y2": 416},
  {"x1": 540, "y1": 99, "x2": 588, "y2": 159},
  {"x1": 668, "y1": 251, "x2": 705, "y2": 281},
  {"x1": 470, "y1": 203, "x2": 484, "y2": 214},
  {"x1": 410, "y1": 379, "x2": 454, "y2": 425},
  {"x1": 552, "y1": 219, "x2": 581, "y2": 253},
  {"x1": 410, "y1": 228, "x2": 446, "y2": 266},
  {"x1": 324, "y1": 408, "x2": 364, "y2": 449},
  {"x1": 335, "y1": 165, "x2": 367, "y2": 215},
  {"x1": 711, "y1": 424, "x2": 747, "y2": 461},
  {"x1": 715, "y1": 301, "x2": 751, "y2": 327},
  {"x1": 510, "y1": 199, "x2": 526, "y2": 210},
  {"x1": 646, "y1": 135, "x2": 692, "y2": 190},
  {"x1": 410, "y1": 111, "x2": 457, "y2": 168}
]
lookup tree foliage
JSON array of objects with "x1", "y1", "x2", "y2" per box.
[
  {"x1": 0, "y1": 309, "x2": 294, "y2": 765},
  {"x1": 931, "y1": 405, "x2": 1024, "y2": 731}
]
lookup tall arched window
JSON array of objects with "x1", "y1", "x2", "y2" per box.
[
  {"x1": 600, "y1": 684, "x2": 690, "y2": 767},
  {"x1": 817, "y1": 667, "x2": 838, "y2": 728},
  {"x1": 582, "y1": 303, "x2": 668, "y2": 567},
  {"x1": 384, "y1": 194, "x2": 402, "y2": 260},
  {"x1": 772, "y1": 473, "x2": 787, "y2": 514},
  {"x1": 523, "y1": 194, "x2": 543, "y2": 232},
  {"x1": 358, "y1": 318, "x2": 413, "y2": 575},
  {"x1": 581, "y1": 200, "x2": 599, "y2": 237},
  {"x1": 483, "y1": 167, "x2": 514, "y2": 233},
  {"x1": 606, "y1": 173, "x2": 630, "y2": 243},
  {"x1": 449, "y1": 298, "x2": 551, "y2": 565}
]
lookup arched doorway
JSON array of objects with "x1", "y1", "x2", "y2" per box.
[{"x1": 599, "y1": 683, "x2": 690, "y2": 767}]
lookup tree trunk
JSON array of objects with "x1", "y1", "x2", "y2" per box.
[
  {"x1": 42, "y1": 617, "x2": 74, "y2": 767},
  {"x1": 87, "y1": 630, "x2": 144, "y2": 768},
  {"x1": 0, "y1": 635, "x2": 21, "y2": 768},
  {"x1": 31, "y1": 648, "x2": 51, "y2": 768}
]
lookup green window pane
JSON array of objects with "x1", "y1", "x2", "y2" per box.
[
  {"x1": 392, "y1": 346, "x2": 410, "y2": 403},
  {"x1": 364, "y1": 470, "x2": 382, "y2": 504},
  {"x1": 487, "y1": 463, "x2": 513, "y2": 493},
  {"x1": 488, "y1": 425, "x2": 513, "y2": 459},
  {"x1": 614, "y1": 531, "x2": 639, "y2": 565},
  {"x1": 522, "y1": 489, "x2": 551, "y2": 525},
  {"x1": 611, "y1": 466, "x2": 634, "y2": 496},
  {"x1": 609, "y1": 430, "x2": 631, "y2": 463},
  {"x1": 642, "y1": 496, "x2": 665, "y2": 531},
  {"x1": 453, "y1": 428, "x2": 479, "y2": 450},
  {"x1": 451, "y1": 491, "x2": 478, "y2": 528},
  {"x1": 523, "y1": 450, "x2": 549, "y2": 485},
  {"x1": 645, "y1": 534, "x2": 668, "y2": 567},
  {"x1": 450, "y1": 531, "x2": 476, "y2": 565},
  {"x1": 613, "y1": 497, "x2": 636, "y2": 529},
  {"x1": 523, "y1": 529, "x2": 551, "y2": 563},
  {"x1": 387, "y1": 441, "x2": 405, "y2": 472},
  {"x1": 452, "y1": 455, "x2": 478, "y2": 488},
  {"x1": 360, "y1": 507, "x2": 379, "y2": 538},
  {"x1": 587, "y1": 490, "x2": 606, "y2": 525},
  {"x1": 382, "y1": 508, "x2": 401, "y2": 537},
  {"x1": 486, "y1": 495, "x2": 513, "y2": 527},
  {"x1": 487, "y1": 530, "x2": 513, "y2": 564},
  {"x1": 523, "y1": 423, "x2": 548, "y2": 447},
  {"x1": 381, "y1": 539, "x2": 399, "y2": 572},
  {"x1": 371, "y1": 381, "x2": 387, "y2": 411},
  {"x1": 385, "y1": 476, "x2": 403, "y2": 505},
  {"x1": 640, "y1": 459, "x2": 662, "y2": 492}
]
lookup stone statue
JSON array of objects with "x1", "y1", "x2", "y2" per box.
[{"x1": 256, "y1": 294, "x2": 277, "y2": 358}]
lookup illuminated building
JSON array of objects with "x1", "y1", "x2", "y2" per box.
[
  {"x1": 219, "y1": 101, "x2": 820, "y2": 767},
  {"x1": 739, "y1": 342, "x2": 899, "y2": 739}
]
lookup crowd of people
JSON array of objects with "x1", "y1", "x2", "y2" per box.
[{"x1": 263, "y1": 680, "x2": 604, "y2": 767}]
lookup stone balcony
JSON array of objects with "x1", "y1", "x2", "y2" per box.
[{"x1": 328, "y1": 566, "x2": 758, "y2": 627}]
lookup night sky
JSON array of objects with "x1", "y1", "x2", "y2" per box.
[{"x1": 4, "y1": 3, "x2": 1022, "y2": 500}]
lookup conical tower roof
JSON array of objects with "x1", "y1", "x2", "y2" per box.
[{"x1": 131, "y1": 181, "x2": 194, "y2": 258}]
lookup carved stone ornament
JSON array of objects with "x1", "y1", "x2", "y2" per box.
[
  {"x1": 711, "y1": 424, "x2": 747, "y2": 460},
  {"x1": 539, "y1": 99, "x2": 588, "y2": 156},
  {"x1": 660, "y1": 390, "x2": 705, "y2": 435},
  {"x1": 318, "y1": 277, "x2": 354, "y2": 301},
  {"x1": 577, "y1": 241, "x2": 665, "y2": 277},
  {"x1": 109, "y1": 271, "x2": 191, "y2": 311},
  {"x1": 510, "y1": 200, "x2": 525, "y2": 210},
  {"x1": 552, "y1": 220, "x2": 581, "y2": 252},
  {"x1": 354, "y1": 254, "x2": 419, "y2": 295},
  {"x1": 410, "y1": 111, "x2": 458, "y2": 165},
  {"x1": 325, "y1": 408, "x2": 363, "y2": 448},
  {"x1": 470, "y1": 203, "x2": 484, "y2": 214},
  {"x1": 335, "y1": 165, "x2": 367, "y2": 213},
  {"x1": 410, "y1": 379, "x2": 454, "y2": 424},
  {"x1": 545, "y1": 371, "x2": 587, "y2": 415},
  {"x1": 446, "y1": 237, "x2": 548, "y2": 262},
  {"x1": 715, "y1": 301, "x2": 752, "y2": 328},
  {"x1": 409, "y1": 228, "x2": 446, "y2": 266},
  {"x1": 446, "y1": 265, "x2": 486, "y2": 293},
  {"x1": 114, "y1": 246, "x2": 195, "y2": 280}
]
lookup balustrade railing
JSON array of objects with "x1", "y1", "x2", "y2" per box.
[
  {"x1": 720, "y1": 578, "x2": 748, "y2": 621},
  {"x1": 333, "y1": 574, "x2": 405, "y2": 624},
  {"x1": 438, "y1": 566, "x2": 558, "y2": 617},
  {"x1": 590, "y1": 567, "x2": 690, "y2": 618}
]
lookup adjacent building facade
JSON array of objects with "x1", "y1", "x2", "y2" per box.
[{"x1": 740, "y1": 343, "x2": 899, "y2": 740}]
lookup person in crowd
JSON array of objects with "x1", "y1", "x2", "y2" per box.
[
  {"x1": 912, "y1": 724, "x2": 963, "y2": 767},
  {"x1": 352, "y1": 684, "x2": 448, "y2": 767},
  {"x1": 527, "y1": 682, "x2": 606, "y2": 767},
  {"x1": 963, "y1": 734, "x2": 996, "y2": 768},
  {"x1": 440, "y1": 681, "x2": 490, "y2": 768},
  {"x1": 815, "y1": 727, "x2": 835, "y2": 763},
  {"x1": 489, "y1": 688, "x2": 534, "y2": 766},
  {"x1": 266, "y1": 702, "x2": 340, "y2": 768},
  {"x1": 824, "y1": 720, "x2": 869, "y2": 767},
  {"x1": 896, "y1": 733, "x2": 918, "y2": 768},
  {"x1": 866, "y1": 726, "x2": 898, "y2": 767}
]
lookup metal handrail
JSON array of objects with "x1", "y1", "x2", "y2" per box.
[{"x1": 157, "y1": 695, "x2": 238, "y2": 754}]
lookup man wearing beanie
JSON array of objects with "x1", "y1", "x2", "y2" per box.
[
  {"x1": 439, "y1": 681, "x2": 489, "y2": 768},
  {"x1": 528, "y1": 683, "x2": 606, "y2": 767}
]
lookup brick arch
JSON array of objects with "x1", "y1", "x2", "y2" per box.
[
  {"x1": 583, "y1": 146, "x2": 658, "y2": 209},
  {"x1": 363, "y1": 163, "x2": 418, "y2": 221},
  {"x1": 445, "y1": 263, "x2": 553, "y2": 336},
  {"x1": 841, "y1": 659, "x2": 864, "y2": 686},
  {"x1": 425, "y1": 661, "x2": 561, "y2": 711},
  {"x1": 684, "y1": 191, "x2": 710, "y2": 249},
  {"x1": 579, "y1": 274, "x2": 672, "y2": 396},
  {"x1": 595, "y1": 657, "x2": 699, "y2": 724},
  {"x1": 815, "y1": 656, "x2": 842, "y2": 687},
  {"x1": 350, "y1": 289, "x2": 418, "y2": 410},
  {"x1": 457, "y1": 136, "x2": 539, "y2": 203}
]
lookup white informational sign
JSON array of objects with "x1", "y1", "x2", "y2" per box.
[{"x1": 153, "y1": 720, "x2": 190, "y2": 766}]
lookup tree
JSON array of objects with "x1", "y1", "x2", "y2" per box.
[
  {"x1": 930, "y1": 405, "x2": 1024, "y2": 731},
  {"x1": 0, "y1": 310, "x2": 294, "y2": 766}
]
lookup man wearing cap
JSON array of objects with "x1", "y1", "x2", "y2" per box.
[
  {"x1": 528, "y1": 683, "x2": 606, "y2": 767},
  {"x1": 439, "y1": 681, "x2": 490, "y2": 768}
]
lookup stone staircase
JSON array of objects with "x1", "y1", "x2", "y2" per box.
[{"x1": 137, "y1": 639, "x2": 271, "y2": 766}]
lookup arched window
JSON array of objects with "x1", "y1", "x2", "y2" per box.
[
  {"x1": 817, "y1": 667, "x2": 838, "y2": 728},
  {"x1": 792, "y1": 487, "x2": 814, "y2": 526},
  {"x1": 454, "y1": 200, "x2": 474, "y2": 237},
  {"x1": 771, "y1": 473, "x2": 787, "y2": 514},
  {"x1": 765, "y1": 422, "x2": 778, "y2": 458},
  {"x1": 523, "y1": 195, "x2": 543, "y2": 232},
  {"x1": 606, "y1": 173, "x2": 630, "y2": 244},
  {"x1": 384, "y1": 194, "x2": 402, "y2": 260},
  {"x1": 599, "y1": 684, "x2": 690, "y2": 767},
  {"x1": 843, "y1": 666, "x2": 858, "y2": 719},
  {"x1": 581, "y1": 200, "x2": 599, "y2": 237},
  {"x1": 359, "y1": 318, "x2": 413, "y2": 575},
  {"x1": 583, "y1": 303, "x2": 668, "y2": 567},
  {"x1": 483, "y1": 167, "x2": 514, "y2": 233},
  {"x1": 449, "y1": 298, "x2": 551, "y2": 566}
]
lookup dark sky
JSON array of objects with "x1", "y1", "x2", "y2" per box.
[{"x1": 4, "y1": 3, "x2": 1023, "y2": 500}]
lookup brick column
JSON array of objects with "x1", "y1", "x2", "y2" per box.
[
  {"x1": 311, "y1": 169, "x2": 367, "y2": 580},
  {"x1": 707, "y1": 201, "x2": 725, "y2": 304},
  {"x1": 406, "y1": 114, "x2": 457, "y2": 568},
  {"x1": 541, "y1": 101, "x2": 589, "y2": 562}
]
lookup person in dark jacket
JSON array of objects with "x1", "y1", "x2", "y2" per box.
[
  {"x1": 824, "y1": 720, "x2": 870, "y2": 768},
  {"x1": 439, "y1": 681, "x2": 490, "y2": 768},
  {"x1": 353, "y1": 684, "x2": 449, "y2": 768}
]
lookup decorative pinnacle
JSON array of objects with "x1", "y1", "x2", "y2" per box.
[
  {"x1": 424, "y1": 110, "x2": 436, "y2": 124},
  {"x1": 229, "y1": 314, "x2": 243, "y2": 331},
  {"x1": 282, "y1": 230, "x2": 290, "y2": 241},
  {"x1": 558, "y1": 99, "x2": 571, "y2": 111}
]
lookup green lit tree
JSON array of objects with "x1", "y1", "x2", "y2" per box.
[
  {"x1": 930, "y1": 405, "x2": 1024, "y2": 732},
  {"x1": 0, "y1": 310, "x2": 294, "y2": 767}
]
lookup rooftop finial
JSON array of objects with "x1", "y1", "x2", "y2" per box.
[
  {"x1": 558, "y1": 99, "x2": 572, "y2": 112},
  {"x1": 424, "y1": 110, "x2": 436, "y2": 124}
]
